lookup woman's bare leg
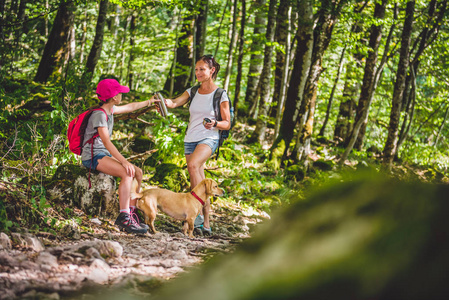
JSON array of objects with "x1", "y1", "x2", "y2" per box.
[{"x1": 186, "y1": 144, "x2": 212, "y2": 228}]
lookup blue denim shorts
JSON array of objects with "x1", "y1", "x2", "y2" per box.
[
  {"x1": 184, "y1": 138, "x2": 219, "y2": 156},
  {"x1": 82, "y1": 153, "x2": 112, "y2": 170}
]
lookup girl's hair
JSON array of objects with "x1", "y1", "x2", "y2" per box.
[{"x1": 198, "y1": 55, "x2": 220, "y2": 80}]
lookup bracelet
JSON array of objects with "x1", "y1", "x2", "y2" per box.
[{"x1": 213, "y1": 120, "x2": 218, "y2": 127}]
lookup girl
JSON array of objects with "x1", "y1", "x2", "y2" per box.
[
  {"x1": 82, "y1": 78, "x2": 158, "y2": 234},
  {"x1": 164, "y1": 55, "x2": 231, "y2": 235}
]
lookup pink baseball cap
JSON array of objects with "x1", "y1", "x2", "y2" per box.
[{"x1": 96, "y1": 79, "x2": 130, "y2": 101}]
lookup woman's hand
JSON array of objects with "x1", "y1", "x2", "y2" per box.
[
  {"x1": 203, "y1": 118, "x2": 216, "y2": 130},
  {"x1": 121, "y1": 160, "x2": 135, "y2": 177},
  {"x1": 164, "y1": 98, "x2": 175, "y2": 108}
]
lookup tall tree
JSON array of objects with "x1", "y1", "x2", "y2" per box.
[
  {"x1": 383, "y1": 1, "x2": 414, "y2": 168},
  {"x1": 319, "y1": 44, "x2": 346, "y2": 137},
  {"x1": 127, "y1": 13, "x2": 137, "y2": 89},
  {"x1": 270, "y1": 0, "x2": 314, "y2": 163},
  {"x1": 243, "y1": 0, "x2": 267, "y2": 117},
  {"x1": 163, "y1": 10, "x2": 195, "y2": 95},
  {"x1": 233, "y1": 0, "x2": 246, "y2": 119},
  {"x1": 223, "y1": 0, "x2": 238, "y2": 91},
  {"x1": 339, "y1": 0, "x2": 388, "y2": 165},
  {"x1": 272, "y1": 0, "x2": 292, "y2": 138},
  {"x1": 397, "y1": 0, "x2": 447, "y2": 152},
  {"x1": 248, "y1": 0, "x2": 278, "y2": 144},
  {"x1": 195, "y1": 0, "x2": 208, "y2": 61},
  {"x1": 34, "y1": 0, "x2": 76, "y2": 83},
  {"x1": 82, "y1": 0, "x2": 109, "y2": 85},
  {"x1": 291, "y1": 0, "x2": 348, "y2": 162}
]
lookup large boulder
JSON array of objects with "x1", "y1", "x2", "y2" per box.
[
  {"x1": 153, "y1": 171, "x2": 449, "y2": 300},
  {"x1": 47, "y1": 164, "x2": 117, "y2": 217}
]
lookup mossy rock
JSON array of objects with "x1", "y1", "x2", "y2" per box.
[
  {"x1": 284, "y1": 164, "x2": 305, "y2": 182},
  {"x1": 151, "y1": 163, "x2": 189, "y2": 192},
  {"x1": 131, "y1": 135, "x2": 155, "y2": 153},
  {"x1": 153, "y1": 172, "x2": 449, "y2": 300},
  {"x1": 47, "y1": 164, "x2": 118, "y2": 217}
]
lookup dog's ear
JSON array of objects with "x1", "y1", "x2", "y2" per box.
[{"x1": 205, "y1": 179, "x2": 212, "y2": 194}]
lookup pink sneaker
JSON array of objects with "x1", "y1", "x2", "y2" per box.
[{"x1": 130, "y1": 207, "x2": 149, "y2": 231}]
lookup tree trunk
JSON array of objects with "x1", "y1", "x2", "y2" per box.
[
  {"x1": 170, "y1": 11, "x2": 182, "y2": 97},
  {"x1": 127, "y1": 14, "x2": 137, "y2": 89},
  {"x1": 339, "y1": 0, "x2": 388, "y2": 165},
  {"x1": 214, "y1": 0, "x2": 230, "y2": 57},
  {"x1": 333, "y1": 60, "x2": 360, "y2": 145},
  {"x1": 319, "y1": 44, "x2": 346, "y2": 137},
  {"x1": 243, "y1": 0, "x2": 267, "y2": 117},
  {"x1": 34, "y1": 0, "x2": 76, "y2": 83},
  {"x1": 163, "y1": 11, "x2": 195, "y2": 95},
  {"x1": 195, "y1": 0, "x2": 208, "y2": 61},
  {"x1": 270, "y1": 0, "x2": 313, "y2": 163},
  {"x1": 272, "y1": 0, "x2": 291, "y2": 138},
  {"x1": 82, "y1": 0, "x2": 109, "y2": 85},
  {"x1": 383, "y1": 1, "x2": 414, "y2": 168},
  {"x1": 248, "y1": 0, "x2": 278, "y2": 144},
  {"x1": 79, "y1": 9, "x2": 88, "y2": 65},
  {"x1": 223, "y1": 0, "x2": 238, "y2": 91},
  {"x1": 397, "y1": 0, "x2": 446, "y2": 151},
  {"x1": 292, "y1": 0, "x2": 346, "y2": 162},
  {"x1": 233, "y1": 0, "x2": 246, "y2": 119}
]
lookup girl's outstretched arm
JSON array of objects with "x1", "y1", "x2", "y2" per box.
[{"x1": 114, "y1": 95, "x2": 159, "y2": 114}]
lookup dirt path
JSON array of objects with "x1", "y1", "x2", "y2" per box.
[{"x1": 0, "y1": 201, "x2": 269, "y2": 300}]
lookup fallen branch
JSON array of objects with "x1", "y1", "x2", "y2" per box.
[{"x1": 126, "y1": 149, "x2": 158, "y2": 162}]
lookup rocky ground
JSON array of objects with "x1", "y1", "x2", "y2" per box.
[{"x1": 0, "y1": 200, "x2": 270, "y2": 300}]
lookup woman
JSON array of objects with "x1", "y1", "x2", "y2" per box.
[
  {"x1": 164, "y1": 55, "x2": 231, "y2": 235},
  {"x1": 82, "y1": 78, "x2": 158, "y2": 234}
]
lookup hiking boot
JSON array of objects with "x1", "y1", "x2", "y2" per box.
[
  {"x1": 115, "y1": 212, "x2": 147, "y2": 234},
  {"x1": 202, "y1": 226, "x2": 212, "y2": 236},
  {"x1": 130, "y1": 207, "x2": 150, "y2": 231},
  {"x1": 194, "y1": 214, "x2": 204, "y2": 228}
]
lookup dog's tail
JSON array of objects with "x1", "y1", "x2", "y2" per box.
[{"x1": 130, "y1": 179, "x2": 144, "y2": 199}]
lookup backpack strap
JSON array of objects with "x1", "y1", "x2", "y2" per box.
[
  {"x1": 188, "y1": 85, "x2": 201, "y2": 107},
  {"x1": 212, "y1": 88, "x2": 227, "y2": 160}
]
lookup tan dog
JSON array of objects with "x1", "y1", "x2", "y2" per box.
[{"x1": 131, "y1": 179, "x2": 224, "y2": 238}]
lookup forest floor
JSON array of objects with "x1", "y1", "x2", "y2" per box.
[{"x1": 0, "y1": 198, "x2": 270, "y2": 300}]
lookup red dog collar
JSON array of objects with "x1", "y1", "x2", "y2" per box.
[{"x1": 191, "y1": 191, "x2": 205, "y2": 206}]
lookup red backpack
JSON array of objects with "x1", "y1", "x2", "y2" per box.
[
  {"x1": 67, "y1": 108, "x2": 108, "y2": 155},
  {"x1": 67, "y1": 108, "x2": 108, "y2": 188}
]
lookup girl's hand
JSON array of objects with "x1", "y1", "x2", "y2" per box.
[
  {"x1": 148, "y1": 95, "x2": 160, "y2": 106},
  {"x1": 121, "y1": 160, "x2": 135, "y2": 177}
]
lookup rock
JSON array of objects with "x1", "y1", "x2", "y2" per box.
[
  {"x1": 10, "y1": 233, "x2": 44, "y2": 252},
  {"x1": 0, "y1": 232, "x2": 11, "y2": 250},
  {"x1": 87, "y1": 268, "x2": 109, "y2": 284},
  {"x1": 153, "y1": 172, "x2": 449, "y2": 300},
  {"x1": 75, "y1": 240, "x2": 123, "y2": 259},
  {"x1": 90, "y1": 258, "x2": 110, "y2": 271},
  {"x1": 35, "y1": 252, "x2": 58, "y2": 268},
  {"x1": 0, "y1": 252, "x2": 16, "y2": 267},
  {"x1": 95, "y1": 240, "x2": 123, "y2": 258},
  {"x1": 47, "y1": 164, "x2": 118, "y2": 217},
  {"x1": 61, "y1": 223, "x2": 81, "y2": 240}
]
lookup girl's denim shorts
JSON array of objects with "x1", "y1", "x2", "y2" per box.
[
  {"x1": 184, "y1": 138, "x2": 219, "y2": 156},
  {"x1": 82, "y1": 153, "x2": 111, "y2": 170}
]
